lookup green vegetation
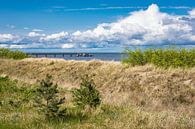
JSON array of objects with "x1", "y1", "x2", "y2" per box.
[
  {"x1": 123, "y1": 48, "x2": 195, "y2": 68},
  {"x1": 0, "y1": 48, "x2": 29, "y2": 59},
  {"x1": 34, "y1": 75, "x2": 67, "y2": 120},
  {"x1": 72, "y1": 75, "x2": 101, "y2": 109},
  {"x1": 0, "y1": 76, "x2": 36, "y2": 128},
  {"x1": 0, "y1": 46, "x2": 194, "y2": 128},
  {"x1": 0, "y1": 75, "x2": 194, "y2": 129}
]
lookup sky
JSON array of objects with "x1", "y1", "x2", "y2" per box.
[{"x1": 0, "y1": 0, "x2": 195, "y2": 52}]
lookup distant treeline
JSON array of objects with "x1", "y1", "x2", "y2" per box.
[
  {"x1": 123, "y1": 48, "x2": 195, "y2": 68},
  {"x1": 0, "y1": 48, "x2": 30, "y2": 59}
]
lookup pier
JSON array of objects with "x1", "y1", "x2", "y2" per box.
[
  {"x1": 26, "y1": 52, "x2": 93, "y2": 58},
  {"x1": 25, "y1": 52, "x2": 125, "y2": 61}
]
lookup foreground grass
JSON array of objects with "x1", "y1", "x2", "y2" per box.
[
  {"x1": 123, "y1": 48, "x2": 195, "y2": 68},
  {"x1": 0, "y1": 76, "x2": 194, "y2": 129}
]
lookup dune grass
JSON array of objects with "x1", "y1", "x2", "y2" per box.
[
  {"x1": 0, "y1": 58, "x2": 194, "y2": 116},
  {"x1": 0, "y1": 76, "x2": 194, "y2": 129},
  {"x1": 0, "y1": 48, "x2": 30, "y2": 60},
  {"x1": 122, "y1": 48, "x2": 195, "y2": 68},
  {"x1": 0, "y1": 48, "x2": 194, "y2": 128}
]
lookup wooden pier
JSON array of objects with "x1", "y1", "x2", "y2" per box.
[
  {"x1": 27, "y1": 52, "x2": 72, "y2": 58},
  {"x1": 26, "y1": 52, "x2": 93, "y2": 58}
]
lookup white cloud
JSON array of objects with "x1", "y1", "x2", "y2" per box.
[
  {"x1": 71, "y1": 4, "x2": 195, "y2": 45},
  {"x1": 64, "y1": 6, "x2": 144, "y2": 12},
  {"x1": 40, "y1": 31, "x2": 69, "y2": 41},
  {"x1": 32, "y1": 29, "x2": 44, "y2": 32},
  {"x1": 9, "y1": 45, "x2": 27, "y2": 49},
  {"x1": 1, "y1": 4, "x2": 195, "y2": 49},
  {"x1": 61, "y1": 43, "x2": 74, "y2": 48},
  {"x1": 189, "y1": 9, "x2": 195, "y2": 18},
  {"x1": 161, "y1": 6, "x2": 191, "y2": 9},
  {"x1": 0, "y1": 44, "x2": 8, "y2": 48},
  {"x1": 0, "y1": 34, "x2": 16, "y2": 42},
  {"x1": 28, "y1": 32, "x2": 45, "y2": 37},
  {"x1": 63, "y1": 6, "x2": 192, "y2": 12}
]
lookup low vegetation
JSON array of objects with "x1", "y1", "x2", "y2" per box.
[
  {"x1": 72, "y1": 75, "x2": 101, "y2": 109},
  {"x1": 34, "y1": 74, "x2": 67, "y2": 120},
  {"x1": 0, "y1": 48, "x2": 194, "y2": 128},
  {"x1": 0, "y1": 48, "x2": 29, "y2": 59},
  {"x1": 123, "y1": 48, "x2": 195, "y2": 68},
  {"x1": 0, "y1": 58, "x2": 194, "y2": 114},
  {"x1": 0, "y1": 76, "x2": 194, "y2": 129}
]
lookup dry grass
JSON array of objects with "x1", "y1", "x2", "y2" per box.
[
  {"x1": 0, "y1": 65, "x2": 195, "y2": 129},
  {"x1": 0, "y1": 77, "x2": 194, "y2": 129},
  {"x1": 0, "y1": 58, "x2": 194, "y2": 118}
]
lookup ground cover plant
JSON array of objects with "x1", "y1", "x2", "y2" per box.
[{"x1": 122, "y1": 48, "x2": 195, "y2": 68}]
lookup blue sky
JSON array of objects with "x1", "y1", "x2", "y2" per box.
[
  {"x1": 0, "y1": 0, "x2": 195, "y2": 33},
  {"x1": 0, "y1": 0, "x2": 195, "y2": 51}
]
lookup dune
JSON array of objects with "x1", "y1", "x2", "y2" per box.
[{"x1": 0, "y1": 58, "x2": 194, "y2": 117}]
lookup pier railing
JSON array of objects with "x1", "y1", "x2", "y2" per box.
[{"x1": 27, "y1": 52, "x2": 75, "y2": 57}]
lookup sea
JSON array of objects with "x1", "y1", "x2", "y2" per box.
[
  {"x1": 29, "y1": 53, "x2": 128, "y2": 61},
  {"x1": 11, "y1": 45, "x2": 195, "y2": 61}
]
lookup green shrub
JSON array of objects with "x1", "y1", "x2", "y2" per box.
[
  {"x1": 122, "y1": 49, "x2": 146, "y2": 66},
  {"x1": 34, "y1": 75, "x2": 66, "y2": 120},
  {"x1": 0, "y1": 48, "x2": 29, "y2": 60},
  {"x1": 122, "y1": 48, "x2": 195, "y2": 68},
  {"x1": 72, "y1": 75, "x2": 101, "y2": 109}
]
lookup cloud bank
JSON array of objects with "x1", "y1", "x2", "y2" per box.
[{"x1": 0, "y1": 4, "x2": 195, "y2": 49}]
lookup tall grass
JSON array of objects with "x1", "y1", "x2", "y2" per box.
[
  {"x1": 0, "y1": 76, "x2": 194, "y2": 129},
  {"x1": 122, "y1": 48, "x2": 195, "y2": 68},
  {"x1": 0, "y1": 48, "x2": 29, "y2": 59}
]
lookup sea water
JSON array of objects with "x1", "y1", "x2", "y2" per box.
[
  {"x1": 11, "y1": 45, "x2": 195, "y2": 61},
  {"x1": 29, "y1": 53, "x2": 128, "y2": 61}
]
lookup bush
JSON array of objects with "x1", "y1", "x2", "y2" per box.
[
  {"x1": 122, "y1": 49, "x2": 146, "y2": 66},
  {"x1": 0, "y1": 48, "x2": 29, "y2": 59},
  {"x1": 122, "y1": 48, "x2": 195, "y2": 68},
  {"x1": 72, "y1": 75, "x2": 101, "y2": 109},
  {"x1": 34, "y1": 75, "x2": 66, "y2": 120}
]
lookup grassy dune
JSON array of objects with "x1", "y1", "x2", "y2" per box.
[
  {"x1": 0, "y1": 58, "x2": 194, "y2": 128},
  {"x1": 0, "y1": 76, "x2": 194, "y2": 129}
]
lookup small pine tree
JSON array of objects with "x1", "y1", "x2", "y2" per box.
[
  {"x1": 34, "y1": 74, "x2": 66, "y2": 120},
  {"x1": 72, "y1": 75, "x2": 101, "y2": 109}
]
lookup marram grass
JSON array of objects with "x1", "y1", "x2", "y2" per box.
[{"x1": 0, "y1": 76, "x2": 194, "y2": 129}]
